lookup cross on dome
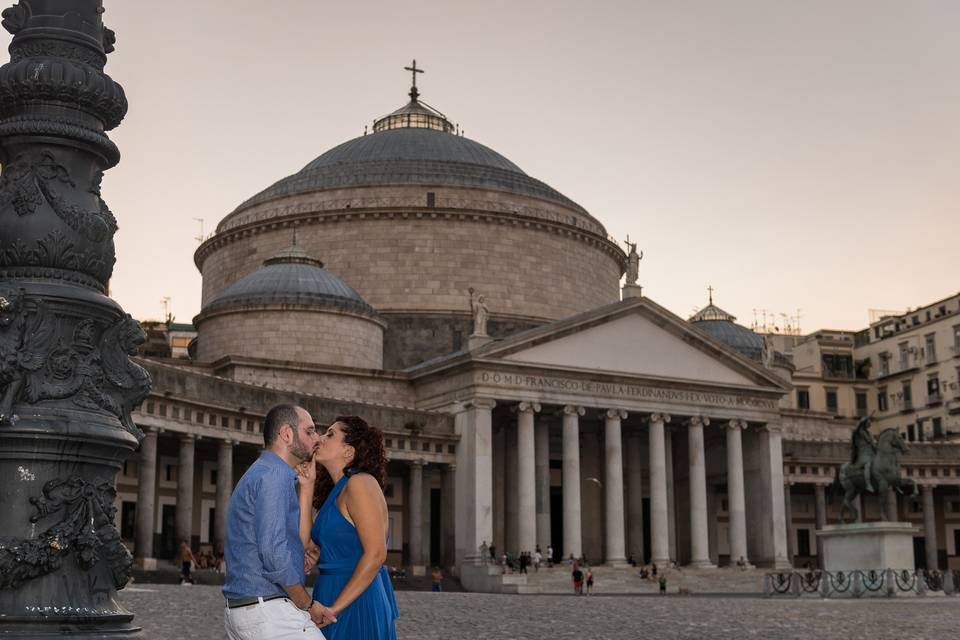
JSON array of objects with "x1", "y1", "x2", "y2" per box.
[{"x1": 404, "y1": 59, "x2": 424, "y2": 101}]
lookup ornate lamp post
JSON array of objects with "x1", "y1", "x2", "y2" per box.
[{"x1": 0, "y1": 1, "x2": 149, "y2": 636}]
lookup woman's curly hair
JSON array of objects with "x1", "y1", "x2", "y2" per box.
[{"x1": 313, "y1": 415, "x2": 387, "y2": 509}]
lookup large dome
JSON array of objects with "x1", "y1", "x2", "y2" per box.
[{"x1": 233, "y1": 128, "x2": 588, "y2": 216}]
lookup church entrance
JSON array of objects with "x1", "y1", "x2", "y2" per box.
[{"x1": 550, "y1": 487, "x2": 563, "y2": 563}]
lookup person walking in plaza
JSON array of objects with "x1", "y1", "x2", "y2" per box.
[
  {"x1": 431, "y1": 566, "x2": 443, "y2": 592},
  {"x1": 223, "y1": 404, "x2": 335, "y2": 640},
  {"x1": 299, "y1": 416, "x2": 399, "y2": 640},
  {"x1": 659, "y1": 574, "x2": 667, "y2": 595},
  {"x1": 179, "y1": 540, "x2": 197, "y2": 585},
  {"x1": 585, "y1": 568, "x2": 594, "y2": 595},
  {"x1": 572, "y1": 563, "x2": 584, "y2": 595},
  {"x1": 546, "y1": 545, "x2": 554, "y2": 568}
]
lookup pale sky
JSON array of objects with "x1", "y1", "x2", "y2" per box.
[{"x1": 28, "y1": 0, "x2": 958, "y2": 333}]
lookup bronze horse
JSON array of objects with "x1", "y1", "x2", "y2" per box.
[{"x1": 834, "y1": 427, "x2": 917, "y2": 523}]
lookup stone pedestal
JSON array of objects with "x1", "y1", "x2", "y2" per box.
[
  {"x1": 621, "y1": 284, "x2": 643, "y2": 299},
  {"x1": 817, "y1": 522, "x2": 918, "y2": 572}
]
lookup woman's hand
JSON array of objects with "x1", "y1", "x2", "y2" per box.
[
  {"x1": 304, "y1": 541, "x2": 320, "y2": 574},
  {"x1": 296, "y1": 452, "x2": 318, "y2": 489}
]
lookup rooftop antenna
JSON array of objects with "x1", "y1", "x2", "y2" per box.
[
  {"x1": 404, "y1": 59, "x2": 424, "y2": 102},
  {"x1": 193, "y1": 218, "x2": 204, "y2": 243},
  {"x1": 161, "y1": 296, "x2": 171, "y2": 323}
]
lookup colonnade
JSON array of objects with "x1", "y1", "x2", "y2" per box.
[
  {"x1": 455, "y1": 399, "x2": 789, "y2": 570},
  {"x1": 134, "y1": 428, "x2": 235, "y2": 566}
]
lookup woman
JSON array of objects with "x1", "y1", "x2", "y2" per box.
[{"x1": 298, "y1": 416, "x2": 398, "y2": 639}]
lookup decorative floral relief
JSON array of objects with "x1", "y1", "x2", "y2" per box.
[{"x1": 0, "y1": 476, "x2": 132, "y2": 590}]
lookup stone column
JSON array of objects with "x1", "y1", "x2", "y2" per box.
[
  {"x1": 784, "y1": 482, "x2": 794, "y2": 566},
  {"x1": 135, "y1": 428, "x2": 159, "y2": 568},
  {"x1": 665, "y1": 429, "x2": 677, "y2": 561},
  {"x1": 176, "y1": 433, "x2": 196, "y2": 547},
  {"x1": 534, "y1": 415, "x2": 552, "y2": 551},
  {"x1": 454, "y1": 399, "x2": 496, "y2": 567},
  {"x1": 648, "y1": 413, "x2": 671, "y2": 565},
  {"x1": 814, "y1": 483, "x2": 827, "y2": 563},
  {"x1": 409, "y1": 459, "x2": 424, "y2": 571},
  {"x1": 764, "y1": 424, "x2": 791, "y2": 568},
  {"x1": 687, "y1": 416, "x2": 714, "y2": 568},
  {"x1": 885, "y1": 489, "x2": 898, "y2": 522},
  {"x1": 214, "y1": 439, "x2": 234, "y2": 554},
  {"x1": 725, "y1": 419, "x2": 749, "y2": 567},
  {"x1": 516, "y1": 402, "x2": 540, "y2": 554},
  {"x1": 626, "y1": 431, "x2": 645, "y2": 563},
  {"x1": 562, "y1": 405, "x2": 585, "y2": 560},
  {"x1": 604, "y1": 409, "x2": 628, "y2": 565},
  {"x1": 922, "y1": 485, "x2": 939, "y2": 570}
]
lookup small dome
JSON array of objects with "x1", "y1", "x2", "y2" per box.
[
  {"x1": 689, "y1": 293, "x2": 762, "y2": 359},
  {"x1": 693, "y1": 320, "x2": 764, "y2": 360},
  {"x1": 203, "y1": 243, "x2": 375, "y2": 317}
]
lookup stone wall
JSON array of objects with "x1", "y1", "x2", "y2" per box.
[
  {"x1": 196, "y1": 306, "x2": 384, "y2": 369},
  {"x1": 219, "y1": 361, "x2": 416, "y2": 408},
  {"x1": 382, "y1": 313, "x2": 542, "y2": 370}
]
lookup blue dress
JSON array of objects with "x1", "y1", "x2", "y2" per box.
[{"x1": 311, "y1": 474, "x2": 399, "y2": 640}]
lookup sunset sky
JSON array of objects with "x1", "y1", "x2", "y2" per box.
[{"x1": 20, "y1": 0, "x2": 957, "y2": 333}]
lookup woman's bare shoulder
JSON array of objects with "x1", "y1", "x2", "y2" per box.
[{"x1": 344, "y1": 472, "x2": 382, "y2": 495}]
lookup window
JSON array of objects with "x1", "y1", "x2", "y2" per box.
[
  {"x1": 878, "y1": 387, "x2": 888, "y2": 412},
  {"x1": 426, "y1": 192, "x2": 435, "y2": 207},
  {"x1": 902, "y1": 381, "x2": 913, "y2": 408},
  {"x1": 797, "y1": 388, "x2": 810, "y2": 410},
  {"x1": 933, "y1": 417, "x2": 943, "y2": 438},
  {"x1": 855, "y1": 392, "x2": 868, "y2": 417},
  {"x1": 916, "y1": 419, "x2": 925, "y2": 442},
  {"x1": 954, "y1": 325, "x2": 960, "y2": 353},
  {"x1": 826, "y1": 389, "x2": 838, "y2": 414},
  {"x1": 879, "y1": 352, "x2": 891, "y2": 377},
  {"x1": 898, "y1": 342, "x2": 909, "y2": 369},
  {"x1": 928, "y1": 376, "x2": 941, "y2": 403},
  {"x1": 925, "y1": 334, "x2": 937, "y2": 364},
  {"x1": 822, "y1": 353, "x2": 854, "y2": 379},
  {"x1": 907, "y1": 424, "x2": 915, "y2": 442}
]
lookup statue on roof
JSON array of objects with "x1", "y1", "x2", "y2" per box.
[
  {"x1": 624, "y1": 239, "x2": 642, "y2": 285},
  {"x1": 468, "y1": 287, "x2": 489, "y2": 337}
]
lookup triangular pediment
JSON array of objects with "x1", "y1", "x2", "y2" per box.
[{"x1": 477, "y1": 298, "x2": 785, "y2": 390}]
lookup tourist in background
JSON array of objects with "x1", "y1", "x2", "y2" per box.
[
  {"x1": 585, "y1": 568, "x2": 594, "y2": 595},
  {"x1": 299, "y1": 416, "x2": 399, "y2": 640},
  {"x1": 571, "y1": 563, "x2": 584, "y2": 595},
  {"x1": 179, "y1": 540, "x2": 196, "y2": 585},
  {"x1": 431, "y1": 567, "x2": 443, "y2": 592}
]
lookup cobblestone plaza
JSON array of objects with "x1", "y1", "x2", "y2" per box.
[{"x1": 119, "y1": 584, "x2": 959, "y2": 640}]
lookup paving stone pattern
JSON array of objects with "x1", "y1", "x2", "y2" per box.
[{"x1": 118, "y1": 583, "x2": 960, "y2": 640}]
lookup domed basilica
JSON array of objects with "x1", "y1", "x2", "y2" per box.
[{"x1": 125, "y1": 68, "x2": 957, "y2": 589}]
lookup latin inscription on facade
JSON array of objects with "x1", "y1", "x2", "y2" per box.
[{"x1": 478, "y1": 371, "x2": 778, "y2": 410}]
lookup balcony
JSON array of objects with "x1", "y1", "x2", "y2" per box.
[
  {"x1": 927, "y1": 392, "x2": 942, "y2": 406},
  {"x1": 951, "y1": 345, "x2": 960, "y2": 358},
  {"x1": 947, "y1": 397, "x2": 960, "y2": 415}
]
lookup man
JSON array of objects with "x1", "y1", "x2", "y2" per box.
[{"x1": 223, "y1": 404, "x2": 336, "y2": 639}]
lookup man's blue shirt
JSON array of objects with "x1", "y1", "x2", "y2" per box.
[{"x1": 223, "y1": 451, "x2": 305, "y2": 599}]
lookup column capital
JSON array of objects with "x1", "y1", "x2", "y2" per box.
[
  {"x1": 517, "y1": 401, "x2": 542, "y2": 414},
  {"x1": 465, "y1": 398, "x2": 497, "y2": 411},
  {"x1": 411, "y1": 458, "x2": 425, "y2": 468},
  {"x1": 761, "y1": 422, "x2": 783, "y2": 434},
  {"x1": 219, "y1": 438, "x2": 234, "y2": 448},
  {"x1": 605, "y1": 408, "x2": 628, "y2": 420},
  {"x1": 688, "y1": 415, "x2": 710, "y2": 428},
  {"x1": 649, "y1": 412, "x2": 671, "y2": 424},
  {"x1": 562, "y1": 405, "x2": 585, "y2": 417},
  {"x1": 726, "y1": 419, "x2": 748, "y2": 431},
  {"x1": 179, "y1": 433, "x2": 196, "y2": 443},
  {"x1": 446, "y1": 463, "x2": 457, "y2": 472}
]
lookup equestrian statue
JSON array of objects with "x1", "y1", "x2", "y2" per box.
[{"x1": 834, "y1": 415, "x2": 917, "y2": 523}]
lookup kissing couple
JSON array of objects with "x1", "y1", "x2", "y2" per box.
[{"x1": 223, "y1": 405, "x2": 399, "y2": 639}]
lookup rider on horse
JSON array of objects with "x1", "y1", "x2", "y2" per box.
[{"x1": 850, "y1": 415, "x2": 877, "y2": 492}]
